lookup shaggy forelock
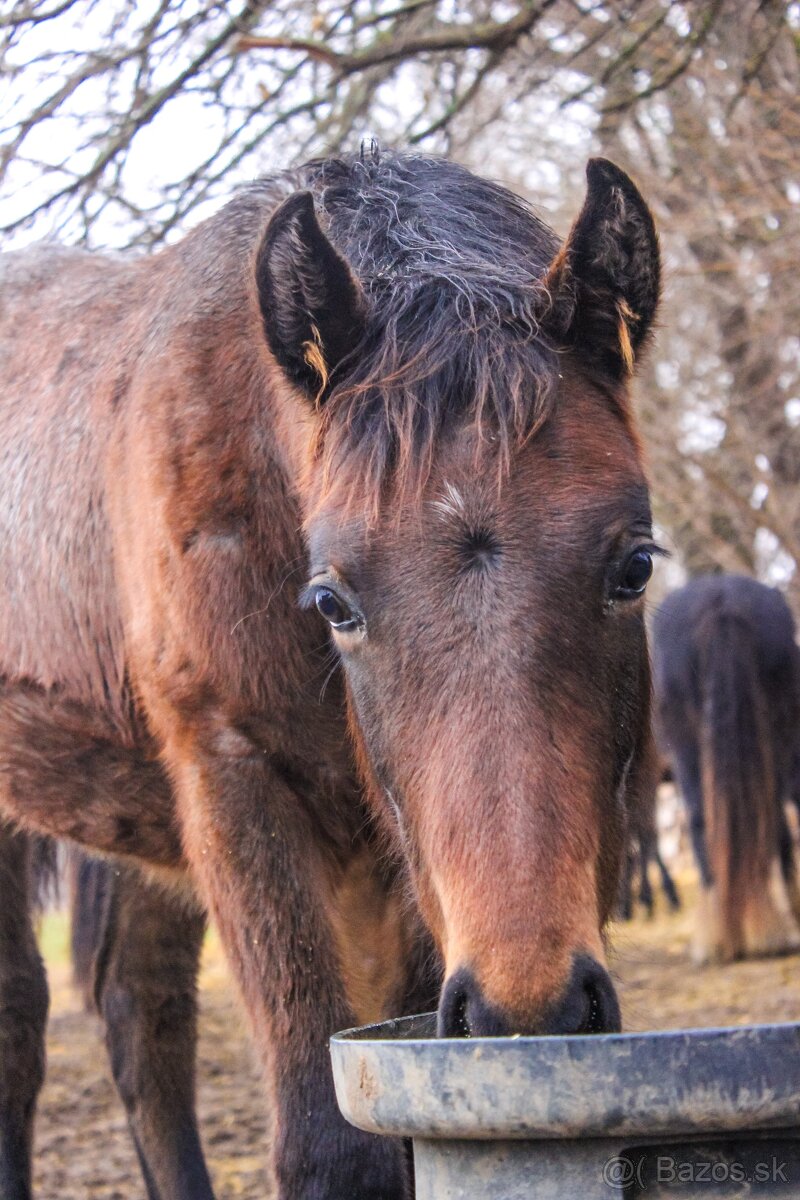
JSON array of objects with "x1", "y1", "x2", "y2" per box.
[{"x1": 301, "y1": 151, "x2": 563, "y2": 514}]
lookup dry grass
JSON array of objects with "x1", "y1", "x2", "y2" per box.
[{"x1": 612, "y1": 873, "x2": 800, "y2": 1032}]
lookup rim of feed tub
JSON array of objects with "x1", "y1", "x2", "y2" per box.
[{"x1": 330, "y1": 1013, "x2": 800, "y2": 1141}]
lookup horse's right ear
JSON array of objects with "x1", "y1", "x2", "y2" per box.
[
  {"x1": 255, "y1": 191, "x2": 367, "y2": 401},
  {"x1": 541, "y1": 159, "x2": 660, "y2": 383}
]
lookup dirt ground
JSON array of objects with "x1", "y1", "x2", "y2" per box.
[
  {"x1": 33, "y1": 875, "x2": 800, "y2": 1200},
  {"x1": 34, "y1": 923, "x2": 270, "y2": 1200}
]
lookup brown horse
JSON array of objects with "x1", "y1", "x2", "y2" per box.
[{"x1": 0, "y1": 147, "x2": 660, "y2": 1199}]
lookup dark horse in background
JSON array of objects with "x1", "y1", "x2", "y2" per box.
[
  {"x1": 652, "y1": 574, "x2": 800, "y2": 965},
  {"x1": 0, "y1": 147, "x2": 661, "y2": 1199}
]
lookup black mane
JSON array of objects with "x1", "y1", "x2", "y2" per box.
[
  {"x1": 299, "y1": 150, "x2": 562, "y2": 511},
  {"x1": 307, "y1": 151, "x2": 560, "y2": 300}
]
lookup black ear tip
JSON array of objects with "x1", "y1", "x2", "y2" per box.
[
  {"x1": 586, "y1": 158, "x2": 647, "y2": 205},
  {"x1": 586, "y1": 157, "x2": 620, "y2": 185},
  {"x1": 283, "y1": 189, "x2": 316, "y2": 216},
  {"x1": 264, "y1": 189, "x2": 317, "y2": 240}
]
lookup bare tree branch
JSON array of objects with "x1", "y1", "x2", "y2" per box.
[{"x1": 233, "y1": 0, "x2": 560, "y2": 74}]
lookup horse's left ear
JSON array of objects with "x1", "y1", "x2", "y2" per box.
[
  {"x1": 542, "y1": 158, "x2": 660, "y2": 382},
  {"x1": 255, "y1": 190, "x2": 367, "y2": 400}
]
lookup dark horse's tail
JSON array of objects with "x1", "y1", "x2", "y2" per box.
[
  {"x1": 698, "y1": 610, "x2": 776, "y2": 952},
  {"x1": 69, "y1": 850, "x2": 111, "y2": 1009}
]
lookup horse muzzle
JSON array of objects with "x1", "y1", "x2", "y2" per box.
[{"x1": 437, "y1": 954, "x2": 621, "y2": 1038}]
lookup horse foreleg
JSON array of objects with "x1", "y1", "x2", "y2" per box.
[
  {"x1": 171, "y1": 749, "x2": 409, "y2": 1200},
  {"x1": 92, "y1": 863, "x2": 214, "y2": 1200},
  {"x1": 0, "y1": 823, "x2": 49, "y2": 1200}
]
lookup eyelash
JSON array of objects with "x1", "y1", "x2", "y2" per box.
[
  {"x1": 298, "y1": 583, "x2": 320, "y2": 611},
  {"x1": 635, "y1": 541, "x2": 668, "y2": 561}
]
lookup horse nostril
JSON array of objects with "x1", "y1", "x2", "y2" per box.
[
  {"x1": 581, "y1": 979, "x2": 605, "y2": 1035},
  {"x1": 438, "y1": 958, "x2": 619, "y2": 1038},
  {"x1": 546, "y1": 954, "x2": 621, "y2": 1036},
  {"x1": 437, "y1": 968, "x2": 509, "y2": 1038},
  {"x1": 441, "y1": 984, "x2": 471, "y2": 1038}
]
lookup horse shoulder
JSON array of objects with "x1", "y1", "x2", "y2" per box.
[{"x1": 100, "y1": 241, "x2": 324, "y2": 747}]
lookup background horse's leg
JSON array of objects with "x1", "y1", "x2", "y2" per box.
[
  {"x1": 636, "y1": 834, "x2": 655, "y2": 917},
  {"x1": 616, "y1": 845, "x2": 636, "y2": 920},
  {"x1": 171, "y1": 751, "x2": 409, "y2": 1200},
  {"x1": 68, "y1": 850, "x2": 110, "y2": 1010},
  {"x1": 671, "y1": 739, "x2": 710, "y2": 885},
  {"x1": 0, "y1": 823, "x2": 49, "y2": 1200},
  {"x1": 89, "y1": 862, "x2": 215, "y2": 1200},
  {"x1": 654, "y1": 848, "x2": 681, "y2": 911}
]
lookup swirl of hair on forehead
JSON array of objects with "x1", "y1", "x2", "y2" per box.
[{"x1": 298, "y1": 152, "x2": 563, "y2": 523}]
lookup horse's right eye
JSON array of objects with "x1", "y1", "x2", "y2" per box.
[
  {"x1": 616, "y1": 548, "x2": 653, "y2": 599},
  {"x1": 315, "y1": 587, "x2": 354, "y2": 629}
]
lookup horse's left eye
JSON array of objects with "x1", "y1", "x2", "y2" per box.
[
  {"x1": 315, "y1": 587, "x2": 357, "y2": 629},
  {"x1": 616, "y1": 549, "x2": 653, "y2": 599}
]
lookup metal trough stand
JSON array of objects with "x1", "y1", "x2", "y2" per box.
[{"x1": 331, "y1": 1014, "x2": 800, "y2": 1198}]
